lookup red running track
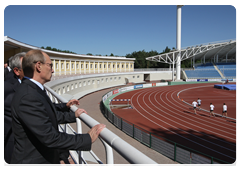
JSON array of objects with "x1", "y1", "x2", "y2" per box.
[{"x1": 111, "y1": 83, "x2": 236, "y2": 163}]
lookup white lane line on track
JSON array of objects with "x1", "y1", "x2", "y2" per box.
[
  {"x1": 146, "y1": 90, "x2": 236, "y2": 151},
  {"x1": 177, "y1": 85, "x2": 236, "y2": 127},
  {"x1": 169, "y1": 90, "x2": 236, "y2": 129},
  {"x1": 131, "y1": 90, "x2": 235, "y2": 160},
  {"x1": 161, "y1": 90, "x2": 236, "y2": 135},
  {"x1": 141, "y1": 86, "x2": 235, "y2": 130},
  {"x1": 166, "y1": 90, "x2": 238, "y2": 146}
]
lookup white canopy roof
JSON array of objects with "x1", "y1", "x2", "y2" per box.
[{"x1": 146, "y1": 39, "x2": 236, "y2": 64}]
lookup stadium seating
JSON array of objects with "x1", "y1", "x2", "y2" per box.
[
  {"x1": 216, "y1": 63, "x2": 236, "y2": 78},
  {"x1": 194, "y1": 63, "x2": 214, "y2": 70},
  {"x1": 185, "y1": 62, "x2": 236, "y2": 79},
  {"x1": 185, "y1": 69, "x2": 221, "y2": 79},
  {"x1": 215, "y1": 62, "x2": 236, "y2": 69}
]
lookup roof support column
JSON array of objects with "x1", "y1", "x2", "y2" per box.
[
  {"x1": 89, "y1": 61, "x2": 90, "y2": 74},
  {"x1": 75, "y1": 61, "x2": 76, "y2": 74},
  {"x1": 172, "y1": 53, "x2": 175, "y2": 81},
  {"x1": 176, "y1": 5, "x2": 183, "y2": 80},
  {"x1": 65, "y1": 60, "x2": 66, "y2": 75},
  {"x1": 70, "y1": 60, "x2": 71, "y2": 75},
  {"x1": 98, "y1": 62, "x2": 99, "y2": 73},
  {"x1": 80, "y1": 61, "x2": 81, "y2": 74},
  {"x1": 84, "y1": 61, "x2": 86, "y2": 74},
  {"x1": 59, "y1": 60, "x2": 61, "y2": 76},
  {"x1": 53, "y1": 59, "x2": 55, "y2": 76}
]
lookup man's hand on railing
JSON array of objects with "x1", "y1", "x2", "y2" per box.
[
  {"x1": 75, "y1": 108, "x2": 88, "y2": 118},
  {"x1": 88, "y1": 124, "x2": 106, "y2": 143},
  {"x1": 66, "y1": 99, "x2": 80, "y2": 108}
]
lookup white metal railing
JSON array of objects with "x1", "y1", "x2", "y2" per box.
[{"x1": 44, "y1": 84, "x2": 157, "y2": 164}]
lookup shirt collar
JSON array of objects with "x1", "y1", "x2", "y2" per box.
[{"x1": 24, "y1": 76, "x2": 44, "y2": 91}]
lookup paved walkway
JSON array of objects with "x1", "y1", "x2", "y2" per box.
[{"x1": 70, "y1": 85, "x2": 178, "y2": 164}]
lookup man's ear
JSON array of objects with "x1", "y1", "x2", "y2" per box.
[
  {"x1": 13, "y1": 67, "x2": 20, "y2": 76},
  {"x1": 36, "y1": 62, "x2": 42, "y2": 73}
]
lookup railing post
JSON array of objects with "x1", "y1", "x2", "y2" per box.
[
  {"x1": 149, "y1": 132, "x2": 152, "y2": 148},
  {"x1": 121, "y1": 118, "x2": 122, "y2": 130},
  {"x1": 76, "y1": 118, "x2": 83, "y2": 164},
  {"x1": 133, "y1": 124, "x2": 134, "y2": 138},
  {"x1": 211, "y1": 157, "x2": 213, "y2": 164},
  {"x1": 174, "y1": 143, "x2": 177, "y2": 161}
]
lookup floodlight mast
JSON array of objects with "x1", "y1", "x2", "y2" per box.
[{"x1": 176, "y1": 5, "x2": 183, "y2": 81}]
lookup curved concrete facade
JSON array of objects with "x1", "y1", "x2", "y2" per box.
[
  {"x1": 46, "y1": 72, "x2": 145, "y2": 100},
  {"x1": 4, "y1": 36, "x2": 135, "y2": 76}
]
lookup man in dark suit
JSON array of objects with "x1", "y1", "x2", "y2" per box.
[
  {"x1": 11, "y1": 49, "x2": 105, "y2": 164},
  {"x1": 4, "y1": 57, "x2": 12, "y2": 80},
  {"x1": 4, "y1": 52, "x2": 26, "y2": 163}
]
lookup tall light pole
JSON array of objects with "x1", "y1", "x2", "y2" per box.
[{"x1": 176, "y1": 5, "x2": 183, "y2": 80}]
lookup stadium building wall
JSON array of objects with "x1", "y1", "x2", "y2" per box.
[{"x1": 46, "y1": 71, "x2": 173, "y2": 100}]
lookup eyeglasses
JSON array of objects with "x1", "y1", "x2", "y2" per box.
[
  {"x1": 44, "y1": 63, "x2": 53, "y2": 69},
  {"x1": 34, "y1": 61, "x2": 53, "y2": 69}
]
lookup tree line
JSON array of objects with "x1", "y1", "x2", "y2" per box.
[
  {"x1": 41, "y1": 46, "x2": 76, "y2": 54},
  {"x1": 41, "y1": 45, "x2": 193, "y2": 68}
]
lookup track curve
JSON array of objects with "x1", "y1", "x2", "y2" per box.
[{"x1": 111, "y1": 83, "x2": 236, "y2": 163}]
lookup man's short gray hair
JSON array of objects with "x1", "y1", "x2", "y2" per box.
[{"x1": 10, "y1": 52, "x2": 26, "y2": 69}]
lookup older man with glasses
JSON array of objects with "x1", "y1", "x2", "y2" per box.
[{"x1": 10, "y1": 49, "x2": 105, "y2": 164}]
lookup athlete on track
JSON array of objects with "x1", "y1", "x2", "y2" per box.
[
  {"x1": 222, "y1": 103, "x2": 227, "y2": 118},
  {"x1": 192, "y1": 100, "x2": 198, "y2": 115},
  {"x1": 197, "y1": 98, "x2": 201, "y2": 110},
  {"x1": 210, "y1": 103, "x2": 215, "y2": 117}
]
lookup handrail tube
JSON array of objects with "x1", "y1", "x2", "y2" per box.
[
  {"x1": 76, "y1": 110, "x2": 157, "y2": 164},
  {"x1": 44, "y1": 85, "x2": 157, "y2": 164}
]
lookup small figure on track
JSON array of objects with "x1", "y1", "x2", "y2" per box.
[
  {"x1": 210, "y1": 103, "x2": 215, "y2": 117},
  {"x1": 222, "y1": 103, "x2": 227, "y2": 118},
  {"x1": 197, "y1": 98, "x2": 201, "y2": 110},
  {"x1": 192, "y1": 100, "x2": 198, "y2": 115}
]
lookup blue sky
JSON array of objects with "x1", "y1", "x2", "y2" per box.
[{"x1": 4, "y1": 5, "x2": 236, "y2": 56}]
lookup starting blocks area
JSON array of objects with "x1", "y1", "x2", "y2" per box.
[{"x1": 214, "y1": 84, "x2": 236, "y2": 90}]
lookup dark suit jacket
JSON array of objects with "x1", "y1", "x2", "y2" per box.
[
  {"x1": 4, "y1": 71, "x2": 20, "y2": 163},
  {"x1": 4, "y1": 67, "x2": 10, "y2": 80},
  {"x1": 11, "y1": 78, "x2": 92, "y2": 164}
]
